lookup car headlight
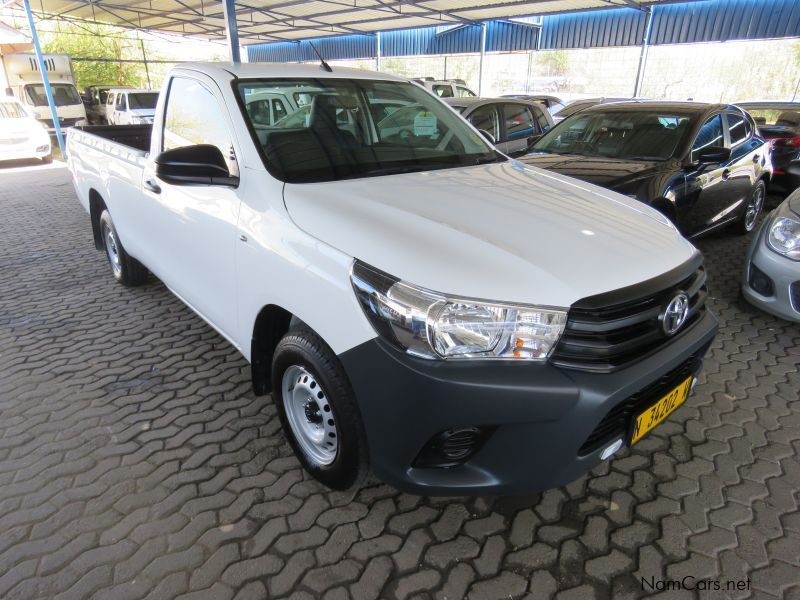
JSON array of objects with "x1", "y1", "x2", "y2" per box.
[
  {"x1": 767, "y1": 216, "x2": 800, "y2": 260},
  {"x1": 350, "y1": 261, "x2": 567, "y2": 360}
]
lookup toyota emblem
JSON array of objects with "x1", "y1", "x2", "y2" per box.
[{"x1": 661, "y1": 292, "x2": 690, "y2": 336}]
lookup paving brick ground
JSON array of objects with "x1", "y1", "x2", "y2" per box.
[{"x1": 1, "y1": 164, "x2": 798, "y2": 599}]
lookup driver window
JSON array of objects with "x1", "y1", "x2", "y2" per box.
[
  {"x1": 432, "y1": 85, "x2": 454, "y2": 98},
  {"x1": 691, "y1": 115, "x2": 724, "y2": 161},
  {"x1": 467, "y1": 105, "x2": 500, "y2": 143},
  {"x1": 163, "y1": 76, "x2": 236, "y2": 174}
]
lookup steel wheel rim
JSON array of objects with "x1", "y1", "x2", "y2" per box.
[
  {"x1": 102, "y1": 223, "x2": 122, "y2": 277},
  {"x1": 745, "y1": 186, "x2": 764, "y2": 230},
  {"x1": 282, "y1": 365, "x2": 338, "y2": 466}
]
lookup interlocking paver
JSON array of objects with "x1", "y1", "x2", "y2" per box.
[{"x1": 0, "y1": 167, "x2": 798, "y2": 599}]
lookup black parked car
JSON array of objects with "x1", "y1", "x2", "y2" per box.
[
  {"x1": 736, "y1": 102, "x2": 800, "y2": 192},
  {"x1": 521, "y1": 101, "x2": 771, "y2": 238},
  {"x1": 552, "y1": 97, "x2": 629, "y2": 123}
]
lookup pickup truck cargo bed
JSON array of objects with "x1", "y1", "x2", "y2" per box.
[{"x1": 71, "y1": 124, "x2": 152, "y2": 152}]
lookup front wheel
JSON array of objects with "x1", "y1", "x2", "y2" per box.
[
  {"x1": 99, "y1": 210, "x2": 149, "y2": 286},
  {"x1": 733, "y1": 180, "x2": 765, "y2": 235},
  {"x1": 271, "y1": 328, "x2": 368, "y2": 490}
]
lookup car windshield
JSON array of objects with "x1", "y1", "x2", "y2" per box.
[
  {"x1": 531, "y1": 109, "x2": 693, "y2": 160},
  {"x1": 24, "y1": 83, "x2": 82, "y2": 107},
  {"x1": 128, "y1": 92, "x2": 158, "y2": 109},
  {"x1": 553, "y1": 101, "x2": 593, "y2": 119},
  {"x1": 0, "y1": 101, "x2": 27, "y2": 119},
  {"x1": 237, "y1": 78, "x2": 502, "y2": 183}
]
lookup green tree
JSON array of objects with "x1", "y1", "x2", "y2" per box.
[{"x1": 42, "y1": 23, "x2": 145, "y2": 90}]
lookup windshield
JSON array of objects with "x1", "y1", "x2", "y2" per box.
[
  {"x1": 554, "y1": 101, "x2": 594, "y2": 119},
  {"x1": 237, "y1": 78, "x2": 502, "y2": 183},
  {"x1": 0, "y1": 101, "x2": 28, "y2": 119},
  {"x1": 24, "y1": 83, "x2": 82, "y2": 107},
  {"x1": 531, "y1": 109, "x2": 693, "y2": 160},
  {"x1": 128, "y1": 92, "x2": 158, "y2": 110}
]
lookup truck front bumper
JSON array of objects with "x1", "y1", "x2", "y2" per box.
[{"x1": 339, "y1": 310, "x2": 718, "y2": 496}]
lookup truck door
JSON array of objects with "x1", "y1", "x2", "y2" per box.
[{"x1": 144, "y1": 73, "x2": 242, "y2": 340}]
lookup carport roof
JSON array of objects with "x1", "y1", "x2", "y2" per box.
[{"x1": 7, "y1": 0, "x2": 677, "y2": 43}]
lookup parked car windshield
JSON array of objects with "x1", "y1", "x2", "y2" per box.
[
  {"x1": 0, "y1": 100, "x2": 27, "y2": 119},
  {"x1": 24, "y1": 83, "x2": 82, "y2": 107},
  {"x1": 128, "y1": 92, "x2": 158, "y2": 110},
  {"x1": 531, "y1": 109, "x2": 693, "y2": 160},
  {"x1": 237, "y1": 78, "x2": 502, "y2": 183}
]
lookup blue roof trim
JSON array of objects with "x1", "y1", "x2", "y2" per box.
[{"x1": 246, "y1": 0, "x2": 800, "y2": 62}]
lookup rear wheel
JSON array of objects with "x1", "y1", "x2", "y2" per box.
[
  {"x1": 271, "y1": 328, "x2": 368, "y2": 490},
  {"x1": 99, "y1": 210, "x2": 149, "y2": 286},
  {"x1": 734, "y1": 180, "x2": 765, "y2": 235}
]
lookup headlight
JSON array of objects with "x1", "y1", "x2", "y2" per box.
[
  {"x1": 767, "y1": 216, "x2": 800, "y2": 261},
  {"x1": 350, "y1": 261, "x2": 567, "y2": 360}
]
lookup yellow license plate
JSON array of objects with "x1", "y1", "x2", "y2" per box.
[{"x1": 630, "y1": 376, "x2": 693, "y2": 445}]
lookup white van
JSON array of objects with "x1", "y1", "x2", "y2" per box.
[
  {"x1": 106, "y1": 89, "x2": 159, "y2": 125},
  {"x1": 2, "y1": 53, "x2": 86, "y2": 130}
]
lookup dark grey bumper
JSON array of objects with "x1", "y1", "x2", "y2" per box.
[{"x1": 339, "y1": 310, "x2": 718, "y2": 496}]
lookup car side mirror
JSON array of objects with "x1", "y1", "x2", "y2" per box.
[
  {"x1": 526, "y1": 134, "x2": 543, "y2": 151},
  {"x1": 694, "y1": 145, "x2": 731, "y2": 165},
  {"x1": 156, "y1": 144, "x2": 238, "y2": 187},
  {"x1": 478, "y1": 129, "x2": 495, "y2": 144}
]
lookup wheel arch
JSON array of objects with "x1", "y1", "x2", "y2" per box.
[
  {"x1": 88, "y1": 188, "x2": 107, "y2": 251},
  {"x1": 251, "y1": 304, "x2": 294, "y2": 395}
]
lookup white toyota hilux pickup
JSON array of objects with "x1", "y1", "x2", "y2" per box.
[{"x1": 68, "y1": 63, "x2": 718, "y2": 495}]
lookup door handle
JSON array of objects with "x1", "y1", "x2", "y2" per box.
[
  {"x1": 144, "y1": 177, "x2": 161, "y2": 194},
  {"x1": 721, "y1": 169, "x2": 730, "y2": 180}
]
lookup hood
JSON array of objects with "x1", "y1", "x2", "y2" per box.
[
  {"x1": 282, "y1": 160, "x2": 698, "y2": 308},
  {"x1": 0, "y1": 117, "x2": 47, "y2": 139},
  {"x1": 521, "y1": 152, "x2": 671, "y2": 191},
  {"x1": 130, "y1": 108, "x2": 156, "y2": 118}
]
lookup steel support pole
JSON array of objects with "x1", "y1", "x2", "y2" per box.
[
  {"x1": 22, "y1": 0, "x2": 65, "y2": 158},
  {"x1": 478, "y1": 22, "x2": 487, "y2": 96},
  {"x1": 222, "y1": 0, "x2": 241, "y2": 64},
  {"x1": 139, "y1": 36, "x2": 151, "y2": 90},
  {"x1": 375, "y1": 31, "x2": 381, "y2": 71},
  {"x1": 633, "y1": 7, "x2": 653, "y2": 98}
]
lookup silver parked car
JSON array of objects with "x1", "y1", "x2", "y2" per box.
[
  {"x1": 443, "y1": 97, "x2": 553, "y2": 157},
  {"x1": 742, "y1": 186, "x2": 800, "y2": 322}
]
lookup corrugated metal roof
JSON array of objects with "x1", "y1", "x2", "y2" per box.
[
  {"x1": 7, "y1": 0, "x2": 678, "y2": 43},
  {"x1": 246, "y1": 0, "x2": 800, "y2": 61}
]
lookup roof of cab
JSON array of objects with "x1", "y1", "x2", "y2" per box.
[{"x1": 174, "y1": 62, "x2": 409, "y2": 83}]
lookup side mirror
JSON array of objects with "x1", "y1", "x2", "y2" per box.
[
  {"x1": 526, "y1": 134, "x2": 542, "y2": 151},
  {"x1": 478, "y1": 129, "x2": 495, "y2": 144},
  {"x1": 695, "y1": 145, "x2": 731, "y2": 165},
  {"x1": 155, "y1": 144, "x2": 238, "y2": 187}
]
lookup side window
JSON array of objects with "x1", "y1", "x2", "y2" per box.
[
  {"x1": 116, "y1": 94, "x2": 126, "y2": 110},
  {"x1": 456, "y1": 86, "x2": 476, "y2": 98},
  {"x1": 272, "y1": 99, "x2": 287, "y2": 122},
  {"x1": 432, "y1": 85, "x2": 453, "y2": 98},
  {"x1": 467, "y1": 105, "x2": 500, "y2": 142},
  {"x1": 691, "y1": 115, "x2": 724, "y2": 160},
  {"x1": 163, "y1": 76, "x2": 234, "y2": 172},
  {"x1": 503, "y1": 104, "x2": 537, "y2": 141},
  {"x1": 726, "y1": 111, "x2": 751, "y2": 146}
]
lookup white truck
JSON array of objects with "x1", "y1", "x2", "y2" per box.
[
  {"x1": 2, "y1": 52, "x2": 86, "y2": 130},
  {"x1": 68, "y1": 63, "x2": 717, "y2": 495}
]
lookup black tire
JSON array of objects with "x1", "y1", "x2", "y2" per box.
[
  {"x1": 99, "y1": 210, "x2": 149, "y2": 286},
  {"x1": 733, "y1": 180, "x2": 766, "y2": 235},
  {"x1": 271, "y1": 328, "x2": 368, "y2": 490}
]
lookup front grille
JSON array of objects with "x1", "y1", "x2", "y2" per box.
[
  {"x1": 578, "y1": 345, "x2": 708, "y2": 455},
  {"x1": 550, "y1": 257, "x2": 707, "y2": 373},
  {"x1": 791, "y1": 282, "x2": 800, "y2": 312},
  {"x1": 41, "y1": 118, "x2": 80, "y2": 128}
]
